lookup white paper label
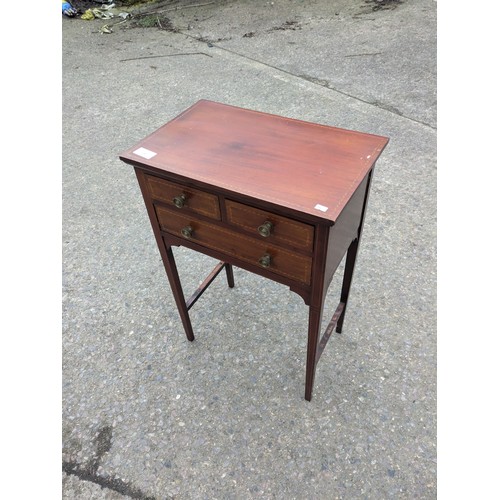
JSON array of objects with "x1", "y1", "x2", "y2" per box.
[
  {"x1": 133, "y1": 147, "x2": 157, "y2": 160},
  {"x1": 314, "y1": 204, "x2": 329, "y2": 212}
]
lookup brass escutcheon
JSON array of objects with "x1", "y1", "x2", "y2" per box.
[
  {"x1": 181, "y1": 225, "x2": 193, "y2": 239},
  {"x1": 258, "y1": 221, "x2": 273, "y2": 237},
  {"x1": 173, "y1": 194, "x2": 187, "y2": 208},
  {"x1": 258, "y1": 253, "x2": 271, "y2": 268}
]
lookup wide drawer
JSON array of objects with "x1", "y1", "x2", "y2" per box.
[
  {"x1": 156, "y1": 206, "x2": 312, "y2": 285},
  {"x1": 225, "y1": 200, "x2": 314, "y2": 252},
  {"x1": 145, "y1": 174, "x2": 221, "y2": 220}
]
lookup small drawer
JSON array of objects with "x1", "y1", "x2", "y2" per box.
[
  {"x1": 156, "y1": 206, "x2": 312, "y2": 285},
  {"x1": 225, "y1": 200, "x2": 314, "y2": 252},
  {"x1": 145, "y1": 174, "x2": 221, "y2": 220}
]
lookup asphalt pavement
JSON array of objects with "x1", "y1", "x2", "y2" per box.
[{"x1": 62, "y1": 0, "x2": 437, "y2": 498}]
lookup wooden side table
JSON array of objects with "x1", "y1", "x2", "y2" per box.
[{"x1": 119, "y1": 100, "x2": 388, "y2": 401}]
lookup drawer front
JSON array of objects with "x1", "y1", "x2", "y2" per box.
[
  {"x1": 156, "y1": 206, "x2": 312, "y2": 285},
  {"x1": 145, "y1": 174, "x2": 221, "y2": 220},
  {"x1": 226, "y1": 200, "x2": 314, "y2": 252}
]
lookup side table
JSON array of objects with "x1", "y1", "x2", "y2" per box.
[{"x1": 119, "y1": 100, "x2": 389, "y2": 401}]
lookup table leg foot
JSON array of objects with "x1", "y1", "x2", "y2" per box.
[
  {"x1": 304, "y1": 305, "x2": 323, "y2": 401},
  {"x1": 225, "y1": 263, "x2": 235, "y2": 288},
  {"x1": 162, "y1": 246, "x2": 195, "y2": 342},
  {"x1": 336, "y1": 238, "x2": 360, "y2": 334}
]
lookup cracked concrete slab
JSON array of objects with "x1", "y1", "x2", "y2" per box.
[
  {"x1": 165, "y1": 0, "x2": 436, "y2": 127},
  {"x1": 62, "y1": 0, "x2": 436, "y2": 498}
]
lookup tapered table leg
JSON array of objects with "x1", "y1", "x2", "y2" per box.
[
  {"x1": 162, "y1": 245, "x2": 195, "y2": 341},
  {"x1": 305, "y1": 305, "x2": 323, "y2": 401},
  {"x1": 336, "y1": 238, "x2": 360, "y2": 334},
  {"x1": 225, "y1": 263, "x2": 235, "y2": 288}
]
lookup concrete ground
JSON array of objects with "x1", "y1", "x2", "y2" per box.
[{"x1": 62, "y1": 0, "x2": 436, "y2": 498}]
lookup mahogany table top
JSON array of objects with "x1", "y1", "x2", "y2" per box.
[{"x1": 119, "y1": 100, "x2": 389, "y2": 223}]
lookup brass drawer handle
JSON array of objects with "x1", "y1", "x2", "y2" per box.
[
  {"x1": 258, "y1": 253, "x2": 271, "y2": 268},
  {"x1": 173, "y1": 194, "x2": 187, "y2": 208},
  {"x1": 258, "y1": 221, "x2": 274, "y2": 237},
  {"x1": 181, "y1": 225, "x2": 193, "y2": 239}
]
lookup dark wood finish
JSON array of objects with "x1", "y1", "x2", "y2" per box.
[
  {"x1": 224, "y1": 263, "x2": 235, "y2": 289},
  {"x1": 336, "y1": 169, "x2": 374, "y2": 334},
  {"x1": 120, "y1": 100, "x2": 388, "y2": 223},
  {"x1": 225, "y1": 199, "x2": 315, "y2": 253},
  {"x1": 155, "y1": 205, "x2": 313, "y2": 285},
  {"x1": 145, "y1": 174, "x2": 221, "y2": 220},
  {"x1": 304, "y1": 223, "x2": 330, "y2": 401},
  {"x1": 120, "y1": 100, "x2": 389, "y2": 401},
  {"x1": 186, "y1": 261, "x2": 227, "y2": 311},
  {"x1": 324, "y1": 175, "x2": 369, "y2": 288},
  {"x1": 317, "y1": 301, "x2": 345, "y2": 362},
  {"x1": 162, "y1": 244, "x2": 195, "y2": 342}
]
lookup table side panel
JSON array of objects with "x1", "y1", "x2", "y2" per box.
[{"x1": 325, "y1": 174, "x2": 370, "y2": 285}]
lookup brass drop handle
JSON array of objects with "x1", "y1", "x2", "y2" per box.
[
  {"x1": 258, "y1": 253, "x2": 271, "y2": 268},
  {"x1": 173, "y1": 194, "x2": 187, "y2": 208},
  {"x1": 258, "y1": 221, "x2": 274, "y2": 237},
  {"x1": 181, "y1": 226, "x2": 193, "y2": 239}
]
